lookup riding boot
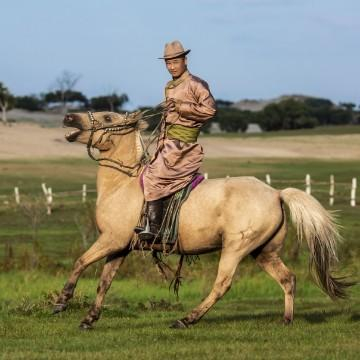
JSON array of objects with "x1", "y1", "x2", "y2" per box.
[{"x1": 138, "y1": 199, "x2": 164, "y2": 242}]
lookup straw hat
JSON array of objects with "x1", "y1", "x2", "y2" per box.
[{"x1": 159, "y1": 40, "x2": 191, "y2": 59}]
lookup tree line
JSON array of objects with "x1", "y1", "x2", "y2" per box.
[
  {"x1": 206, "y1": 97, "x2": 359, "y2": 132},
  {"x1": 0, "y1": 71, "x2": 129, "y2": 124},
  {"x1": 1, "y1": 71, "x2": 359, "y2": 131}
]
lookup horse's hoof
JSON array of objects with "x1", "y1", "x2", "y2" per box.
[
  {"x1": 52, "y1": 303, "x2": 67, "y2": 314},
  {"x1": 170, "y1": 319, "x2": 189, "y2": 329},
  {"x1": 283, "y1": 317, "x2": 293, "y2": 325},
  {"x1": 79, "y1": 322, "x2": 93, "y2": 330}
]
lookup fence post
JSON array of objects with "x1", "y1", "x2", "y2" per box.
[
  {"x1": 41, "y1": 182, "x2": 48, "y2": 196},
  {"x1": 204, "y1": 172, "x2": 208, "y2": 180},
  {"x1": 265, "y1": 174, "x2": 271, "y2": 185},
  {"x1": 82, "y1": 184, "x2": 87, "y2": 203},
  {"x1": 351, "y1": 178, "x2": 357, "y2": 207},
  {"x1": 329, "y1": 175, "x2": 335, "y2": 206},
  {"x1": 46, "y1": 187, "x2": 53, "y2": 215},
  {"x1": 305, "y1": 174, "x2": 311, "y2": 195},
  {"x1": 14, "y1": 187, "x2": 20, "y2": 204}
]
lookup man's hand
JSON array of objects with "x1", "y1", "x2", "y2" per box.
[{"x1": 162, "y1": 98, "x2": 180, "y2": 113}]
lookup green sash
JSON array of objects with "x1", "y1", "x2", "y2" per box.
[{"x1": 166, "y1": 124, "x2": 200, "y2": 143}]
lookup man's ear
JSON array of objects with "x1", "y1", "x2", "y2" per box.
[{"x1": 184, "y1": 57, "x2": 188, "y2": 66}]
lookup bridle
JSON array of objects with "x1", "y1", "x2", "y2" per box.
[{"x1": 85, "y1": 110, "x2": 162, "y2": 177}]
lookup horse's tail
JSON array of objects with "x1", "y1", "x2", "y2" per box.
[{"x1": 280, "y1": 187, "x2": 353, "y2": 300}]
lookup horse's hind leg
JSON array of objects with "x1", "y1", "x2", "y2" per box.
[
  {"x1": 53, "y1": 234, "x2": 124, "y2": 314},
  {"x1": 253, "y1": 221, "x2": 296, "y2": 324},
  {"x1": 80, "y1": 250, "x2": 129, "y2": 330},
  {"x1": 171, "y1": 248, "x2": 244, "y2": 328}
]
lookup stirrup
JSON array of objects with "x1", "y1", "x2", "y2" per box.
[
  {"x1": 138, "y1": 218, "x2": 155, "y2": 241},
  {"x1": 134, "y1": 226, "x2": 144, "y2": 234}
]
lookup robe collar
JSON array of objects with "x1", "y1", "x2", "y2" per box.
[{"x1": 165, "y1": 70, "x2": 190, "y2": 90}]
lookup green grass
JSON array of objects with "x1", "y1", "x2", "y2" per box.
[
  {"x1": 0, "y1": 157, "x2": 359, "y2": 358},
  {"x1": 0, "y1": 271, "x2": 359, "y2": 359}
]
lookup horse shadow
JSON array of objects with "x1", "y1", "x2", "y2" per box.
[{"x1": 202, "y1": 309, "x2": 359, "y2": 325}]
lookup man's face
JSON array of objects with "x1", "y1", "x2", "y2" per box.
[{"x1": 165, "y1": 57, "x2": 187, "y2": 78}]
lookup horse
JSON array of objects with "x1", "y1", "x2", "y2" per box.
[{"x1": 55, "y1": 110, "x2": 352, "y2": 330}]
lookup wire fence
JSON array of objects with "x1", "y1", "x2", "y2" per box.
[{"x1": 0, "y1": 174, "x2": 358, "y2": 212}]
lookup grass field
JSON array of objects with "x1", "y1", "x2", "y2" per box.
[
  {"x1": 0, "y1": 271, "x2": 359, "y2": 360},
  {"x1": 0, "y1": 157, "x2": 359, "y2": 359}
]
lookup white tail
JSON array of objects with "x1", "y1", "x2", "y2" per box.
[{"x1": 280, "y1": 188, "x2": 353, "y2": 299}]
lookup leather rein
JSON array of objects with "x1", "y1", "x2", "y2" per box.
[{"x1": 85, "y1": 110, "x2": 161, "y2": 177}]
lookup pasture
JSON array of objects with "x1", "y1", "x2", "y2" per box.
[{"x1": 0, "y1": 157, "x2": 359, "y2": 359}]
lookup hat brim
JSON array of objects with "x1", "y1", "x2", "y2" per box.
[{"x1": 158, "y1": 49, "x2": 191, "y2": 60}]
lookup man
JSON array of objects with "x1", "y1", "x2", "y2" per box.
[{"x1": 139, "y1": 40, "x2": 217, "y2": 241}]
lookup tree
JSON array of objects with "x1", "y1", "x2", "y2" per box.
[
  {"x1": 216, "y1": 108, "x2": 249, "y2": 132},
  {"x1": 216, "y1": 99, "x2": 234, "y2": 108},
  {"x1": 47, "y1": 70, "x2": 82, "y2": 113},
  {"x1": 15, "y1": 95, "x2": 45, "y2": 111},
  {"x1": 44, "y1": 90, "x2": 88, "y2": 109},
  {"x1": 339, "y1": 102, "x2": 356, "y2": 112},
  {"x1": 90, "y1": 92, "x2": 129, "y2": 112},
  {"x1": 0, "y1": 82, "x2": 15, "y2": 125}
]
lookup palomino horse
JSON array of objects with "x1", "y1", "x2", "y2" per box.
[{"x1": 56, "y1": 110, "x2": 351, "y2": 329}]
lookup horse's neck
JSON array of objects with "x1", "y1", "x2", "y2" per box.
[{"x1": 96, "y1": 132, "x2": 142, "y2": 199}]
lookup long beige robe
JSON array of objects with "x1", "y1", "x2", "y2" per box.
[{"x1": 142, "y1": 70, "x2": 216, "y2": 201}]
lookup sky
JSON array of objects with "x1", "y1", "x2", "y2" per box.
[{"x1": 1, "y1": 0, "x2": 359, "y2": 109}]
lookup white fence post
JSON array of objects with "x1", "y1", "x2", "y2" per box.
[
  {"x1": 204, "y1": 172, "x2": 208, "y2": 180},
  {"x1": 351, "y1": 178, "x2": 357, "y2": 207},
  {"x1": 14, "y1": 187, "x2": 20, "y2": 204},
  {"x1": 46, "y1": 187, "x2": 53, "y2": 215},
  {"x1": 305, "y1": 174, "x2": 311, "y2": 195},
  {"x1": 329, "y1": 175, "x2": 335, "y2": 206},
  {"x1": 82, "y1": 184, "x2": 87, "y2": 203},
  {"x1": 41, "y1": 183, "x2": 48, "y2": 196},
  {"x1": 265, "y1": 174, "x2": 271, "y2": 185}
]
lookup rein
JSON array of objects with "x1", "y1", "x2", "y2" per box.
[{"x1": 85, "y1": 110, "x2": 163, "y2": 177}]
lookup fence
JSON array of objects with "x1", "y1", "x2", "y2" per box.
[{"x1": 0, "y1": 174, "x2": 358, "y2": 214}]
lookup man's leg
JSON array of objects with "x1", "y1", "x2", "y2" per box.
[{"x1": 138, "y1": 199, "x2": 164, "y2": 241}]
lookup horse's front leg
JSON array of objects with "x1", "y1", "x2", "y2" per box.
[
  {"x1": 79, "y1": 249, "x2": 129, "y2": 330},
  {"x1": 53, "y1": 233, "x2": 120, "y2": 314}
]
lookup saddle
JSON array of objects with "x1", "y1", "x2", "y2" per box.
[{"x1": 134, "y1": 173, "x2": 204, "y2": 253}]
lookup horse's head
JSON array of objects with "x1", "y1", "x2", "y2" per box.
[{"x1": 63, "y1": 111, "x2": 148, "y2": 151}]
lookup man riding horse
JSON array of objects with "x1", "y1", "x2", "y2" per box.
[{"x1": 138, "y1": 40, "x2": 217, "y2": 241}]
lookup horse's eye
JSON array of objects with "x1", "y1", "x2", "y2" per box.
[{"x1": 104, "y1": 115, "x2": 112, "y2": 122}]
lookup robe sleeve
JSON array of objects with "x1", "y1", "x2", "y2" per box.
[{"x1": 177, "y1": 80, "x2": 217, "y2": 122}]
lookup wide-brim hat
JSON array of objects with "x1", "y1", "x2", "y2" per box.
[{"x1": 158, "y1": 40, "x2": 191, "y2": 59}]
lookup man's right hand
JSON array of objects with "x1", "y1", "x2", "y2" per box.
[{"x1": 162, "y1": 98, "x2": 177, "y2": 113}]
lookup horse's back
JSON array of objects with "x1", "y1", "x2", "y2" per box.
[{"x1": 178, "y1": 176, "x2": 283, "y2": 254}]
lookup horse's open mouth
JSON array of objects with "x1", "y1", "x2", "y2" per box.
[{"x1": 65, "y1": 129, "x2": 82, "y2": 142}]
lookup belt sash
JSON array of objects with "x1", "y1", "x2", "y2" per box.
[{"x1": 166, "y1": 124, "x2": 200, "y2": 143}]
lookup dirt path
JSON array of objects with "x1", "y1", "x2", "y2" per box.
[{"x1": 0, "y1": 123, "x2": 359, "y2": 160}]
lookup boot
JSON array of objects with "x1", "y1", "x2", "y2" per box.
[{"x1": 138, "y1": 200, "x2": 164, "y2": 242}]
